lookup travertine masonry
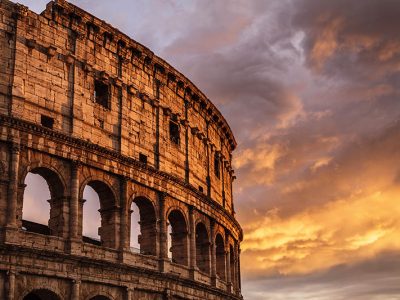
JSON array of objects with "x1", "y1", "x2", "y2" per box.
[{"x1": 0, "y1": 0, "x2": 243, "y2": 299}]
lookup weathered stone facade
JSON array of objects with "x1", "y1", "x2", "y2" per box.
[{"x1": 0, "y1": 0, "x2": 243, "y2": 299}]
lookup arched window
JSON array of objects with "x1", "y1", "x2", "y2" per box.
[
  {"x1": 23, "y1": 289, "x2": 61, "y2": 300},
  {"x1": 215, "y1": 233, "x2": 226, "y2": 280},
  {"x1": 130, "y1": 197, "x2": 157, "y2": 256},
  {"x1": 81, "y1": 180, "x2": 117, "y2": 248},
  {"x1": 82, "y1": 185, "x2": 101, "y2": 244},
  {"x1": 167, "y1": 210, "x2": 188, "y2": 265},
  {"x1": 89, "y1": 297, "x2": 111, "y2": 300},
  {"x1": 195, "y1": 222, "x2": 210, "y2": 274},
  {"x1": 129, "y1": 201, "x2": 140, "y2": 252},
  {"x1": 22, "y1": 167, "x2": 65, "y2": 237}
]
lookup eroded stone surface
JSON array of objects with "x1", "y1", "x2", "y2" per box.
[{"x1": 0, "y1": 0, "x2": 243, "y2": 299}]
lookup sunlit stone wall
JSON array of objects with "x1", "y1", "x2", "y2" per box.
[{"x1": 0, "y1": 0, "x2": 243, "y2": 299}]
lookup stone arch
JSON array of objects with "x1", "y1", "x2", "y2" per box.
[
  {"x1": 195, "y1": 222, "x2": 210, "y2": 274},
  {"x1": 130, "y1": 196, "x2": 157, "y2": 256},
  {"x1": 20, "y1": 163, "x2": 66, "y2": 199},
  {"x1": 80, "y1": 177, "x2": 119, "y2": 248},
  {"x1": 85, "y1": 290, "x2": 115, "y2": 300},
  {"x1": 20, "y1": 164, "x2": 67, "y2": 237},
  {"x1": 89, "y1": 297, "x2": 111, "y2": 300},
  {"x1": 215, "y1": 233, "x2": 226, "y2": 280},
  {"x1": 167, "y1": 208, "x2": 189, "y2": 265},
  {"x1": 22, "y1": 288, "x2": 61, "y2": 300}
]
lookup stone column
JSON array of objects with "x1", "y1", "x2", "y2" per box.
[
  {"x1": 210, "y1": 219, "x2": 217, "y2": 285},
  {"x1": 235, "y1": 242, "x2": 240, "y2": 295},
  {"x1": 189, "y1": 206, "x2": 196, "y2": 273},
  {"x1": 238, "y1": 246, "x2": 242, "y2": 293},
  {"x1": 6, "y1": 270, "x2": 16, "y2": 300},
  {"x1": 119, "y1": 177, "x2": 129, "y2": 253},
  {"x1": 126, "y1": 287, "x2": 134, "y2": 300},
  {"x1": 7, "y1": 143, "x2": 20, "y2": 228},
  {"x1": 184, "y1": 99, "x2": 190, "y2": 183},
  {"x1": 71, "y1": 280, "x2": 80, "y2": 300},
  {"x1": 158, "y1": 192, "x2": 168, "y2": 271},
  {"x1": 69, "y1": 162, "x2": 79, "y2": 240},
  {"x1": 225, "y1": 233, "x2": 232, "y2": 292}
]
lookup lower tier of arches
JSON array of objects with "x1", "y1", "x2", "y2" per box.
[{"x1": 0, "y1": 246, "x2": 242, "y2": 300}]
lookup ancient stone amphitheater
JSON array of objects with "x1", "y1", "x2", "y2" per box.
[{"x1": 0, "y1": 0, "x2": 243, "y2": 299}]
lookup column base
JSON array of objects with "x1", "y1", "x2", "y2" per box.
[
  {"x1": 3, "y1": 226, "x2": 19, "y2": 245},
  {"x1": 66, "y1": 238, "x2": 82, "y2": 255},
  {"x1": 158, "y1": 258, "x2": 170, "y2": 273}
]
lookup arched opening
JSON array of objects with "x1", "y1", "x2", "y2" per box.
[
  {"x1": 82, "y1": 180, "x2": 118, "y2": 248},
  {"x1": 23, "y1": 289, "x2": 60, "y2": 300},
  {"x1": 22, "y1": 167, "x2": 65, "y2": 237},
  {"x1": 167, "y1": 209, "x2": 188, "y2": 265},
  {"x1": 129, "y1": 201, "x2": 140, "y2": 252},
  {"x1": 230, "y1": 244, "x2": 236, "y2": 288},
  {"x1": 216, "y1": 233, "x2": 226, "y2": 280},
  {"x1": 195, "y1": 222, "x2": 210, "y2": 274},
  {"x1": 82, "y1": 185, "x2": 101, "y2": 245},
  {"x1": 89, "y1": 296, "x2": 111, "y2": 300},
  {"x1": 130, "y1": 197, "x2": 157, "y2": 256}
]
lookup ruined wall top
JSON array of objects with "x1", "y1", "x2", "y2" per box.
[{"x1": 41, "y1": 0, "x2": 237, "y2": 151}]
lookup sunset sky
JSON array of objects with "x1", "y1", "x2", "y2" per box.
[{"x1": 18, "y1": 0, "x2": 400, "y2": 299}]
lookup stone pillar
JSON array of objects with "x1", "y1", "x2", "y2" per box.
[
  {"x1": 205, "y1": 121, "x2": 211, "y2": 197},
  {"x1": 126, "y1": 287, "x2": 134, "y2": 300},
  {"x1": 238, "y1": 246, "x2": 242, "y2": 293},
  {"x1": 210, "y1": 219, "x2": 217, "y2": 285},
  {"x1": 184, "y1": 99, "x2": 190, "y2": 183},
  {"x1": 158, "y1": 192, "x2": 168, "y2": 271},
  {"x1": 6, "y1": 270, "x2": 16, "y2": 300},
  {"x1": 69, "y1": 162, "x2": 79, "y2": 240},
  {"x1": 225, "y1": 233, "x2": 232, "y2": 292},
  {"x1": 235, "y1": 242, "x2": 240, "y2": 295},
  {"x1": 119, "y1": 177, "x2": 129, "y2": 253},
  {"x1": 7, "y1": 143, "x2": 20, "y2": 228},
  {"x1": 71, "y1": 280, "x2": 80, "y2": 300},
  {"x1": 189, "y1": 206, "x2": 196, "y2": 273}
]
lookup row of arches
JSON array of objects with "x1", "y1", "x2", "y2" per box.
[
  {"x1": 18, "y1": 165, "x2": 240, "y2": 288},
  {"x1": 23, "y1": 289, "x2": 110, "y2": 300}
]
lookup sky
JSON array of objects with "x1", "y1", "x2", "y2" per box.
[{"x1": 17, "y1": 0, "x2": 400, "y2": 299}]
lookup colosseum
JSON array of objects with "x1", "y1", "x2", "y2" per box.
[{"x1": 0, "y1": 0, "x2": 243, "y2": 299}]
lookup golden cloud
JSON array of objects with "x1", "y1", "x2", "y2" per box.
[{"x1": 241, "y1": 186, "x2": 400, "y2": 277}]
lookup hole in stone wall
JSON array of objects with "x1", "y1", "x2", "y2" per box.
[
  {"x1": 22, "y1": 173, "x2": 51, "y2": 234},
  {"x1": 196, "y1": 222, "x2": 210, "y2": 274},
  {"x1": 139, "y1": 153, "x2": 147, "y2": 164},
  {"x1": 82, "y1": 185, "x2": 101, "y2": 244},
  {"x1": 198, "y1": 186, "x2": 204, "y2": 193},
  {"x1": 169, "y1": 121, "x2": 180, "y2": 145},
  {"x1": 130, "y1": 201, "x2": 140, "y2": 252},
  {"x1": 94, "y1": 80, "x2": 110, "y2": 108},
  {"x1": 216, "y1": 234, "x2": 226, "y2": 280},
  {"x1": 130, "y1": 197, "x2": 157, "y2": 256},
  {"x1": 214, "y1": 152, "x2": 220, "y2": 179},
  {"x1": 168, "y1": 210, "x2": 188, "y2": 265},
  {"x1": 41, "y1": 115, "x2": 54, "y2": 129}
]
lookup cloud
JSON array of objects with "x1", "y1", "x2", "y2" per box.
[{"x1": 16, "y1": 0, "x2": 400, "y2": 299}]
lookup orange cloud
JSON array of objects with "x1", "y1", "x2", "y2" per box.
[{"x1": 241, "y1": 186, "x2": 400, "y2": 277}]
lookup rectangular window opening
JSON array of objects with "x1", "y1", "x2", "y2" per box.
[
  {"x1": 169, "y1": 121, "x2": 180, "y2": 145},
  {"x1": 199, "y1": 186, "x2": 204, "y2": 193},
  {"x1": 41, "y1": 115, "x2": 54, "y2": 129},
  {"x1": 139, "y1": 153, "x2": 148, "y2": 164},
  {"x1": 214, "y1": 152, "x2": 221, "y2": 179},
  {"x1": 94, "y1": 80, "x2": 110, "y2": 108}
]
